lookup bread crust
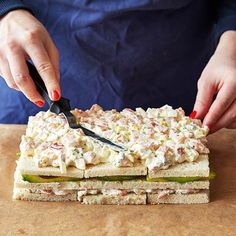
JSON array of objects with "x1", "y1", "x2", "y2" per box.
[
  {"x1": 13, "y1": 188, "x2": 209, "y2": 204},
  {"x1": 147, "y1": 190, "x2": 209, "y2": 204}
]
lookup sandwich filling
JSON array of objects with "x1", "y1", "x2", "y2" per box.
[{"x1": 19, "y1": 105, "x2": 209, "y2": 174}]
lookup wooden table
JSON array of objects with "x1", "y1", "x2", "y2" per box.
[{"x1": 0, "y1": 125, "x2": 236, "y2": 236}]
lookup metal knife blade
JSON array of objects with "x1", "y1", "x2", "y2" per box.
[{"x1": 27, "y1": 61, "x2": 125, "y2": 151}]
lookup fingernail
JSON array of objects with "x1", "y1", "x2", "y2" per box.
[
  {"x1": 51, "y1": 90, "x2": 60, "y2": 100},
  {"x1": 35, "y1": 101, "x2": 45, "y2": 107},
  {"x1": 189, "y1": 110, "x2": 197, "y2": 119}
]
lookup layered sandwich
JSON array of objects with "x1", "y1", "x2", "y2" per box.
[{"x1": 13, "y1": 105, "x2": 213, "y2": 204}]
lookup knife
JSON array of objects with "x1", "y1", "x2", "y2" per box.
[{"x1": 27, "y1": 61, "x2": 125, "y2": 151}]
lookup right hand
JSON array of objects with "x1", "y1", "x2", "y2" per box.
[{"x1": 0, "y1": 9, "x2": 61, "y2": 107}]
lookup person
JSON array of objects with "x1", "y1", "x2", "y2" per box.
[{"x1": 0, "y1": 0, "x2": 236, "y2": 133}]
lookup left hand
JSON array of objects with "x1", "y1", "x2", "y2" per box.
[{"x1": 193, "y1": 30, "x2": 236, "y2": 133}]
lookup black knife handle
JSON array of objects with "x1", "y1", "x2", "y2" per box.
[{"x1": 27, "y1": 61, "x2": 72, "y2": 114}]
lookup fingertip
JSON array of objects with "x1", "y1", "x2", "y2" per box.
[
  {"x1": 50, "y1": 89, "x2": 60, "y2": 101},
  {"x1": 189, "y1": 110, "x2": 197, "y2": 119},
  {"x1": 193, "y1": 100, "x2": 210, "y2": 119},
  {"x1": 35, "y1": 100, "x2": 45, "y2": 107}
]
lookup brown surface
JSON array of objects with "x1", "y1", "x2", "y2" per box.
[{"x1": 0, "y1": 125, "x2": 236, "y2": 236}]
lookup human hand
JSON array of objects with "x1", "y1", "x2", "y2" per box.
[
  {"x1": 193, "y1": 31, "x2": 236, "y2": 133},
  {"x1": 0, "y1": 9, "x2": 60, "y2": 107}
]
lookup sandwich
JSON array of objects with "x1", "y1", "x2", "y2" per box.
[{"x1": 13, "y1": 104, "x2": 213, "y2": 204}]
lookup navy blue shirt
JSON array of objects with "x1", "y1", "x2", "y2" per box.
[{"x1": 0, "y1": 0, "x2": 236, "y2": 124}]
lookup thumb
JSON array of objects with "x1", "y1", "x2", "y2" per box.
[{"x1": 192, "y1": 77, "x2": 215, "y2": 119}]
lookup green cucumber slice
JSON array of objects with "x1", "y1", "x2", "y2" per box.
[
  {"x1": 146, "y1": 171, "x2": 216, "y2": 183},
  {"x1": 95, "y1": 176, "x2": 144, "y2": 181},
  {"x1": 22, "y1": 171, "x2": 216, "y2": 183},
  {"x1": 21, "y1": 175, "x2": 144, "y2": 183},
  {"x1": 22, "y1": 175, "x2": 81, "y2": 183}
]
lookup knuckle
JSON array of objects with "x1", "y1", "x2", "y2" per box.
[
  {"x1": 37, "y1": 62, "x2": 53, "y2": 73},
  {"x1": 14, "y1": 74, "x2": 29, "y2": 86},
  {"x1": 5, "y1": 39, "x2": 18, "y2": 51},
  {"x1": 24, "y1": 29, "x2": 40, "y2": 43}
]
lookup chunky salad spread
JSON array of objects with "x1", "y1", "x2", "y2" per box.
[{"x1": 20, "y1": 105, "x2": 209, "y2": 173}]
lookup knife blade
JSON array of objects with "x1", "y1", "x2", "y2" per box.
[{"x1": 27, "y1": 61, "x2": 125, "y2": 151}]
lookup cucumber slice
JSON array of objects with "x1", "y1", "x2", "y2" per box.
[
  {"x1": 146, "y1": 176, "x2": 202, "y2": 183},
  {"x1": 22, "y1": 174, "x2": 144, "y2": 183},
  {"x1": 94, "y1": 176, "x2": 144, "y2": 181},
  {"x1": 22, "y1": 171, "x2": 216, "y2": 183},
  {"x1": 147, "y1": 171, "x2": 216, "y2": 183},
  {"x1": 22, "y1": 175, "x2": 81, "y2": 183}
]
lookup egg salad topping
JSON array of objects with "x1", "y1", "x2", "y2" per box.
[{"x1": 20, "y1": 105, "x2": 209, "y2": 173}]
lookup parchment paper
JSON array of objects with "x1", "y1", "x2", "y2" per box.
[{"x1": 0, "y1": 125, "x2": 236, "y2": 236}]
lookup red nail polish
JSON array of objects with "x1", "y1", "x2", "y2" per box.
[
  {"x1": 51, "y1": 90, "x2": 60, "y2": 100},
  {"x1": 189, "y1": 110, "x2": 197, "y2": 119},
  {"x1": 35, "y1": 101, "x2": 44, "y2": 107}
]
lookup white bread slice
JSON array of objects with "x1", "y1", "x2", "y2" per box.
[
  {"x1": 17, "y1": 157, "x2": 146, "y2": 178},
  {"x1": 16, "y1": 154, "x2": 208, "y2": 179},
  {"x1": 13, "y1": 188, "x2": 77, "y2": 202},
  {"x1": 13, "y1": 188, "x2": 208, "y2": 204},
  {"x1": 148, "y1": 155, "x2": 209, "y2": 178},
  {"x1": 16, "y1": 157, "x2": 84, "y2": 178},
  {"x1": 81, "y1": 194, "x2": 146, "y2": 205},
  {"x1": 84, "y1": 162, "x2": 147, "y2": 178},
  {"x1": 15, "y1": 178, "x2": 209, "y2": 191},
  {"x1": 147, "y1": 190, "x2": 209, "y2": 204},
  {"x1": 80, "y1": 179, "x2": 209, "y2": 190}
]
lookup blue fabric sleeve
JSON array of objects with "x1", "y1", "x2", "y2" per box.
[
  {"x1": 215, "y1": 0, "x2": 236, "y2": 41},
  {"x1": 0, "y1": 0, "x2": 31, "y2": 16}
]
